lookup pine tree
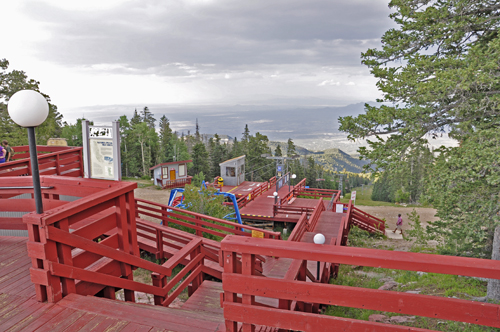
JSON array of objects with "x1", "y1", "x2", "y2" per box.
[
  {"x1": 130, "y1": 109, "x2": 141, "y2": 126},
  {"x1": 158, "y1": 115, "x2": 174, "y2": 162},
  {"x1": 274, "y1": 144, "x2": 283, "y2": 157},
  {"x1": 286, "y1": 138, "x2": 296, "y2": 157},
  {"x1": 141, "y1": 106, "x2": 155, "y2": 129},
  {"x1": 191, "y1": 142, "x2": 210, "y2": 178},
  {"x1": 195, "y1": 118, "x2": 201, "y2": 142},
  {"x1": 0, "y1": 58, "x2": 63, "y2": 145},
  {"x1": 209, "y1": 134, "x2": 227, "y2": 179}
]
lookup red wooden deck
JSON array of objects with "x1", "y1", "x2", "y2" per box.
[
  {"x1": 239, "y1": 185, "x2": 300, "y2": 220},
  {"x1": 0, "y1": 236, "x2": 226, "y2": 332},
  {"x1": 220, "y1": 181, "x2": 267, "y2": 196}
]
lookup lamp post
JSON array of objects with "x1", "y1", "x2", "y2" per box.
[
  {"x1": 289, "y1": 173, "x2": 296, "y2": 192},
  {"x1": 273, "y1": 191, "x2": 278, "y2": 205},
  {"x1": 8, "y1": 90, "x2": 49, "y2": 214},
  {"x1": 313, "y1": 233, "x2": 325, "y2": 282}
]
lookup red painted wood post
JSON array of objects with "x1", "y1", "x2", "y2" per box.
[
  {"x1": 126, "y1": 191, "x2": 140, "y2": 257},
  {"x1": 195, "y1": 216, "x2": 202, "y2": 237},
  {"x1": 296, "y1": 260, "x2": 308, "y2": 312},
  {"x1": 188, "y1": 243, "x2": 203, "y2": 296},
  {"x1": 224, "y1": 250, "x2": 238, "y2": 332},
  {"x1": 156, "y1": 228, "x2": 164, "y2": 261},
  {"x1": 27, "y1": 223, "x2": 48, "y2": 302},
  {"x1": 55, "y1": 154, "x2": 61, "y2": 175},
  {"x1": 161, "y1": 206, "x2": 168, "y2": 226},
  {"x1": 115, "y1": 194, "x2": 135, "y2": 302},
  {"x1": 242, "y1": 253, "x2": 256, "y2": 332},
  {"x1": 55, "y1": 218, "x2": 76, "y2": 296},
  {"x1": 152, "y1": 273, "x2": 167, "y2": 305},
  {"x1": 42, "y1": 224, "x2": 64, "y2": 303},
  {"x1": 102, "y1": 286, "x2": 116, "y2": 300}
]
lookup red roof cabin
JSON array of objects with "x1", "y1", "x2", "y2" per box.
[{"x1": 150, "y1": 160, "x2": 193, "y2": 189}]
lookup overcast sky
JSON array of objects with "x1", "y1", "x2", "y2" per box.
[{"x1": 1, "y1": 0, "x2": 395, "y2": 121}]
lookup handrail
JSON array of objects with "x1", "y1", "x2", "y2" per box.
[
  {"x1": 221, "y1": 235, "x2": 500, "y2": 331},
  {"x1": 135, "y1": 198, "x2": 281, "y2": 239},
  {"x1": 161, "y1": 176, "x2": 193, "y2": 189},
  {"x1": 0, "y1": 146, "x2": 83, "y2": 178},
  {"x1": 153, "y1": 237, "x2": 205, "y2": 306},
  {"x1": 287, "y1": 213, "x2": 308, "y2": 242},
  {"x1": 351, "y1": 206, "x2": 386, "y2": 233},
  {"x1": 273, "y1": 204, "x2": 316, "y2": 217},
  {"x1": 295, "y1": 188, "x2": 340, "y2": 199},
  {"x1": 307, "y1": 198, "x2": 325, "y2": 231}
]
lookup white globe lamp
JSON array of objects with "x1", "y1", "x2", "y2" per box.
[
  {"x1": 313, "y1": 233, "x2": 326, "y2": 282},
  {"x1": 7, "y1": 90, "x2": 49, "y2": 214},
  {"x1": 313, "y1": 233, "x2": 325, "y2": 245},
  {"x1": 289, "y1": 173, "x2": 297, "y2": 192},
  {"x1": 8, "y1": 90, "x2": 49, "y2": 127}
]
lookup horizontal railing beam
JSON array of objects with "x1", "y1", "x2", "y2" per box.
[
  {"x1": 223, "y1": 273, "x2": 500, "y2": 328},
  {"x1": 221, "y1": 235, "x2": 500, "y2": 279}
]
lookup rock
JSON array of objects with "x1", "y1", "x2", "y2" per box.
[
  {"x1": 378, "y1": 277, "x2": 395, "y2": 283},
  {"x1": 379, "y1": 281, "x2": 399, "y2": 290},
  {"x1": 355, "y1": 271, "x2": 385, "y2": 278},
  {"x1": 405, "y1": 290, "x2": 421, "y2": 294},
  {"x1": 472, "y1": 296, "x2": 488, "y2": 302},
  {"x1": 416, "y1": 271, "x2": 427, "y2": 276},
  {"x1": 134, "y1": 291, "x2": 154, "y2": 304},
  {"x1": 369, "y1": 314, "x2": 388, "y2": 322},
  {"x1": 390, "y1": 316, "x2": 415, "y2": 323}
]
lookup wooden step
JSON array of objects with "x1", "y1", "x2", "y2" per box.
[{"x1": 59, "y1": 293, "x2": 225, "y2": 332}]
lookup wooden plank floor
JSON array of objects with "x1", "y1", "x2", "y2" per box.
[
  {"x1": 239, "y1": 186, "x2": 314, "y2": 221},
  {"x1": 0, "y1": 236, "x2": 226, "y2": 332}
]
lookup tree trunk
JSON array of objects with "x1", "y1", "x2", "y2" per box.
[
  {"x1": 141, "y1": 140, "x2": 146, "y2": 177},
  {"x1": 487, "y1": 226, "x2": 500, "y2": 300}
]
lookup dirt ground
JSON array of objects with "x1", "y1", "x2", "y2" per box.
[
  {"x1": 355, "y1": 205, "x2": 439, "y2": 251},
  {"x1": 356, "y1": 205, "x2": 439, "y2": 231},
  {"x1": 133, "y1": 186, "x2": 170, "y2": 205}
]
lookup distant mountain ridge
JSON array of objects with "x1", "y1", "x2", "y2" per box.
[{"x1": 268, "y1": 142, "x2": 369, "y2": 173}]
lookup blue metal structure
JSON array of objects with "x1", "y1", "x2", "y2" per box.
[
  {"x1": 168, "y1": 188, "x2": 187, "y2": 209},
  {"x1": 214, "y1": 192, "x2": 243, "y2": 227}
]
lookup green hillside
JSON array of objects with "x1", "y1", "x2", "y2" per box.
[
  {"x1": 311, "y1": 148, "x2": 369, "y2": 173},
  {"x1": 268, "y1": 142, "x2": 369, "y2": 173}
]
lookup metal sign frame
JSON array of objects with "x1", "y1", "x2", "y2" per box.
[{"x1": 82, "y1": 120, "x2": 122, "y2": 181}]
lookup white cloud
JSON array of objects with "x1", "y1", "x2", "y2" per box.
[{"x1": 318, "y1": 80, "x2": 341, "y2": 86}]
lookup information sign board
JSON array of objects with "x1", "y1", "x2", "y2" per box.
[{"x1": 82, "y1": 121, "x2": 121, "y2": 181}]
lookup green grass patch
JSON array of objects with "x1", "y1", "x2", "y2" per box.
[
  {"x1": 324, "y1": 250, "x2": 496, "y2": 330},
  {"x1": 338, "y1": 185, "x2": 432, "y2": 207}
]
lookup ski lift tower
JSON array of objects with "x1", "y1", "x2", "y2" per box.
[
  {"x1": 261, "y1": 154, "x2": 299, "y2": 178},
  {"x1": 335, "y1": 167, "x2": 346, "y2": 198}
]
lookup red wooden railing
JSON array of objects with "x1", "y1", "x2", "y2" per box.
[
  {"x1": 160, "y1": 176, "x2": 193, "y2": 190},
  {"x1": 22, "y1": 176, "x2": 139, "y2": 303},
  {"x1": 135, "y1": 218, "x2": 225, "y2": 279},
  {"x1": 0, "y1": 145, "x2": 83, "y2": 178},
  {"x1": 295, "y1": 187, "x2": 340, "y2": 199},
  {"x1": 221, "y1": 235, "x2": 500, "y2": 332},
  {"x1": 351, "y1": 206, "x2": 386, "y2": 233},
  {"x1": 234, "y1": 176, "x2": 278, "y2": 209},
  {"x1": 135, "y1": 198, "x2": 281, "y2": 240},
  {"x1": 17, "y1": 176, "x2": 220, "y2": 308}
]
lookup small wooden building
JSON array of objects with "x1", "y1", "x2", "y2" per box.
[
  {"x1": 150, "y1": 160, "x2": 192, "y2": 189},
  {"x1": 219, "y1": 155, "x2": 245, "y2": 187}
]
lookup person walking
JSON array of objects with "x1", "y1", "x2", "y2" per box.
[{"x1": 393, "y1": 213, "x2": 403, "y2": 235}]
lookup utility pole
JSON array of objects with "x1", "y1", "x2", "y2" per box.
[{"x1": 335, "y1": 167, "x2": 345, "y2": 198}]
